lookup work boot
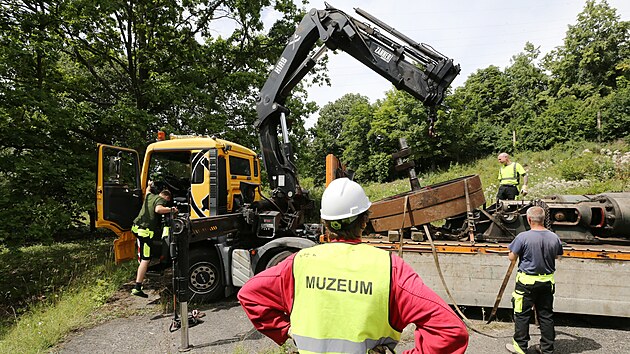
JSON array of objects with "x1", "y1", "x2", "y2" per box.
[
  {"x1": 131, "y1": 288, "x2": 149, "y2": 298},
  {"x1": 505, "y1": 343, "x2": 523, "y2": 354}
]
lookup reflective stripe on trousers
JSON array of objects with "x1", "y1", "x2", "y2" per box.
[
  {"x1": 513, "y1": 272, "x2": 555, "y2": 313},
  {"x1": 292, "y1": 334, "x2": 398, "y2": 354},
  {"x1": 512, "y1": 288, "x2": 524, "y2": 313},
  {"x1": 131, "y1": 225, "x2": 154, "y2": 238},
  {"x1": 516, "y1": 272, "x2": 554, "y2": 285},
  {"x1": 512, "y1": 272, "x2": 556, "y2": 313},
  {"x1": 512, "y1": 339, "x2": 526, "y2": 354}
]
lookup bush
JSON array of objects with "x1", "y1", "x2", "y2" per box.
[
  {"x1": 354, "y1": 152, "x2": 392, "y2": 183},
  {"x1": 0, "y1": 198, "x2": 75, "y2": 247},
  {"x1": 556, "y1": 151, "x2": 616, "y2": 181}
]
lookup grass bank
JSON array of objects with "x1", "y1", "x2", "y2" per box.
[
  {"x1": 362, "y1": 140, "x2": 629, "y2": 202},
  {"x1": 0, "y1": 238, "x2": 136, "y2": 353}
]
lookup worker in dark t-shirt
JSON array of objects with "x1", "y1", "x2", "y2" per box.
[{"x1": 505, "y1": 206, "x2": 563, "y2": 354}]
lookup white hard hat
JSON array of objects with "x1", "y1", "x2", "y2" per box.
[{"x1": 320, "y1": 178, "x2": 371, "y2": 221}]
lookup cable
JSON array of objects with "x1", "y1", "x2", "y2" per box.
[
  {"x1": 422, "y1": 223, "x2": 498, "y2": 338},
  {"x1": 256, "y1": 185, "x2": 286, "y2": 216},
  {"x1": 395, "y1": 192, "x2": 495, "y2": 337}
]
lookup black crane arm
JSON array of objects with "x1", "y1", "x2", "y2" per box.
[{"x1": 255, "y1": 4, "x2": 460, "y2": 207}]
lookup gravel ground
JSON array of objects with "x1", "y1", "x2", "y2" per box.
[{"x1": 53, "y1": 283, "x2": 630, "y2": 354}]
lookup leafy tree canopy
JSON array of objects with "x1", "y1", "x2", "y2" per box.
[{"x1": 0, "y1": 0, "x2": 312, "y2": 246}]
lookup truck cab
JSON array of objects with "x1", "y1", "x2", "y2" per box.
[
  {"x1": 96, "y1": 134, "x2": 262, "y2": 242},
  {"x1": 95, "y1": 134, "x2": 277, "y2": 301}
]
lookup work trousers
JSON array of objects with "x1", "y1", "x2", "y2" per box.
[
  {"x1": 133, "y1": 225, "x2": 169, "y2": 261},
  {"x1": 497, "y1": 184, "x2": 519, "y2": 200},
  {"x1": 512, "y1": 279, "x2": 555, "y2": 354}
]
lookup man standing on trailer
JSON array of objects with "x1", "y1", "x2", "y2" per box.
[
  {"x1": 506, "y1": 206, "x2": 563, "y2": 354},
  {"x1": 497, "y1": 152, "x2": 528, "y2": 200}
]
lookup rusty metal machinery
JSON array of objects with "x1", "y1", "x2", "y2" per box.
[
  {"x1": 365, "y1": 168, "x2": 630, "y2": 245},
  {"x1": 439, "y1": 192, "x2": 630, "y2": 244},
  {"x1": 354, "y1": 134, "x2": 628, "y2": 245},
  {"x1": 368, "y1": 175, "x2": 485, "y2": 233},
  {"x1": 546, "y1": 193, "x2": 630, "y2": 241}
]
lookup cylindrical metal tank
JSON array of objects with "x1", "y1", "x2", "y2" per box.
[
  {"x1": 592, "y1": 193, "x2": 630, "y2": 239},
  {"x1": 543, "y1": 195, "x2": 591, "y2": 203}
]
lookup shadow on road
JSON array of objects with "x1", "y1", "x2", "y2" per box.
[
  {"x1": 460, "y1": 305, "x2": 630, "y2": 332},
  {"x1": 146, "y1": 295, "x2": 241, "y2": 322},
  {"x1": 187, "y1": 327, "x2": 265, "y2": 350},
  {"x1": 555, "y1": 330, "x2": 602, "y2": 353},
  {"x1": 206, "y1": 298, "x2": 242, "y2": 312},
  {"x1": 555, "y1": 314, "x2": 630, "y2": 331}
]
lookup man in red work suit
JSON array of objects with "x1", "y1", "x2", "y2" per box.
[{"x1": 238, "y1": 178, "x2": 469, "y2": 353}]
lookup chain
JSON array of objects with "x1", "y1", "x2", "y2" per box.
[
  {"x1": 532, "y1": 199, "x2": 552, "y2": 230},
  {"x1": 427, "y1": 107, "x2": 437, "y2": 138}
]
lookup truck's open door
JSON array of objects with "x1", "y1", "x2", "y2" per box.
[{"x1": 95, "y1": 144, "x2": 142, "y2": 263}]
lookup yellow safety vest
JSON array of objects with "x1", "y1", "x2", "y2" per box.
[
  {"x1": 498, "y1": 162, "x2": 525, "y2": 186},
  {"x1": 291, "y1": 243, "x2": 400, "y2": 354}
]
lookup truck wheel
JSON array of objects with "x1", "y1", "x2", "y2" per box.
[
  {"x1": 255, "y1": 248, "x2": 297, "y2": 274},
  {"x1": 188, "y1": 248, "x2": 223, "y2": 302}
]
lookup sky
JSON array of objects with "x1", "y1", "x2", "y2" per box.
[{"x1": 277, "y1": 0, "x2": 630, "y2": 128}]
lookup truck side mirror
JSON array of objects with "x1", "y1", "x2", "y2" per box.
[{"x1": 239, "y1": 182, "x2": 259, "y2": 204}]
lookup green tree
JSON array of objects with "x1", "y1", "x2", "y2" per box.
[
  {"x1": 503, "y1": 43, "x2": 549, "y2": 151},
  {"x1": 343, "y1": 88, "x2": 463, "y2": 181},
  {"x1": 0, "y1": 0, "x2": 309, "y2": 246},
  {"x1": 524, "y1": 94, "x2": 582, "y2": 150},
  {"x1": 543, "y1": 0, "x2": 630, "y2": 95},
  {"x1": 339, "y1": 95, "x2": 375, "y2": 182},
  {"x1": 303, "y1": 94, "x2": 372, "y2": 184},
  {"x1": 599, "y1": 77, "x2": 630, "y2": 141},
  {"x1": 447, "y1": 66, "x2": 511, "y2": 156},
  {"x1": 0, "y1": 1, "x2": 84, "y2": 245}
]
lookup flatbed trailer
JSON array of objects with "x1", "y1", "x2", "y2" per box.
[{"x1": 364, "y1": 238, "x2": 630, "y2": 318}]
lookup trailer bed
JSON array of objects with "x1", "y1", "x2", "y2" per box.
[{"x1": 364, "y1": 238, "x2": 630, "y2": 318}]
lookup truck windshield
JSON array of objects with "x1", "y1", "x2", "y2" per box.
[{"x1": 148, "y1": 151, "x2": 191, "y2": 198}]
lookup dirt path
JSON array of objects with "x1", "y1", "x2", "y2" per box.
[{"x1": 53, "y1": 281, "x2": 630, "y2": 354}]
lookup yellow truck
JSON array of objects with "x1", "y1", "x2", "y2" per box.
[{"x1": 95, "y1": 134, "x2": 324, "y2": 301}]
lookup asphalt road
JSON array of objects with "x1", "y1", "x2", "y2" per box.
[{"x1": 54, "y1": 288, "x2": 630, "y2": 354}]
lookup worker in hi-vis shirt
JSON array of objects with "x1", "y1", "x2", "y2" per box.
[
  {"x1": 497, "y1": 152, "x2": 528, "y2": 201},
  {"x1": 238, "y1": 178, "x2": 469, "y2": 354}
]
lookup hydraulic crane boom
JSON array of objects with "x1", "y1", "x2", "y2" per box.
[{"x1": 255, "y1": 4, "x2": 460, "y2": 231}]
